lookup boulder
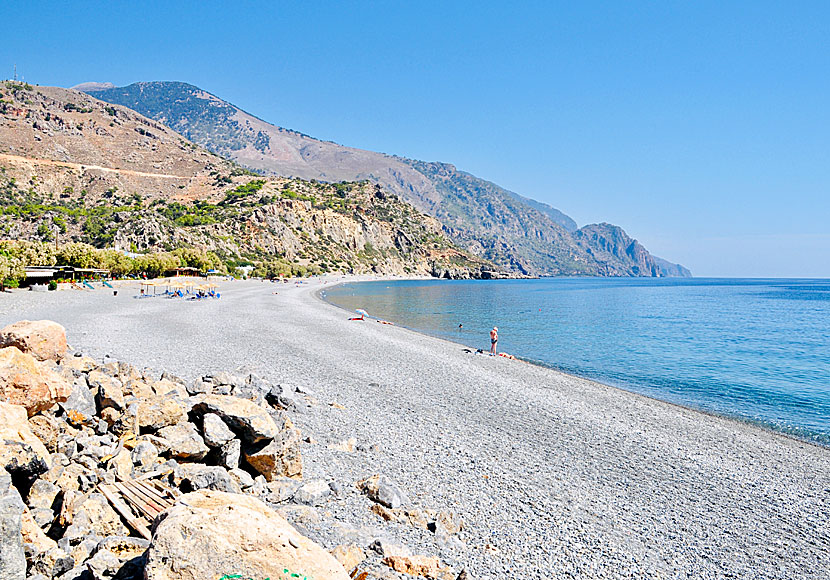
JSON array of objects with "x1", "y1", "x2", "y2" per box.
[
  {"x1": 218, "y1": 439, "x2": 240, "y2": 470},
  {"x1": 88, "y1": 371, "x2": 124, "y2": 411},
  {"x1": 200, "y1": 413, "x2": 234, "y2": 447},
  {"x1": 242, "y1": 413, "x2": 302, "y2": 481},
  {"x1": 85, "y1": 536, "x2": 149, "y2": 580},
  {"x1": 136, "y1": 395, "x2": 188, "y2": 432},
  {"x1": 293, "y1": 480, "x2": 331, "y2": 505},
  {"x1": 30, "y1": 546, "x2": 74, "y2": 578},
  {"x1": 191, "y1": 395, "x2": 277, "y2": 443},
  {"x1": 0, "y1": 402, "x2": 50, "y2": 488},
  {"x1": 27, "y1": 479, "x2": 60, "y2": 511},
  {"x1": 59, "y1": 377, "x2": 97, "y2": 426},
  {"x1": 0, "y1": 347, "x2": 71, "y2": 416},
  {"x1": 356, "y1": 475, "x2": 410, "y2": 509},
  {"x1": 62, "y1": 493, "x2": 128, "y2": 540},
  {"x1": 0, "y1": 468, "x2": 26, "y2": 580},
  {"x1": 174, "y1": 464, "x2": 240, "y2": 494},
  {"x1": 0, "y1": 320, "x2": 67, "y2": 362},
  {"x1": 143, "y1": 490, "x2": 350, "y2": 580},
  {"x1": 157, "y1": 423, "x2": 208, "y2": 461}
]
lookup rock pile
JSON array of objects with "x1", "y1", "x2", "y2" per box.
[{"x1": 0, "y1": 320, "x2": 470, "y2": 580}]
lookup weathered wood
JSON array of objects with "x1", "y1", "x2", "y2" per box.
[
  {"x1": 99, "y1": 484, "x2": 152, "y2": 540},
  {"x1": 123, "y1": 481, "x2": 168, "y2": 513},
  {"x1": 114, "y1": 482, "x2": 163, "y2": 519}
]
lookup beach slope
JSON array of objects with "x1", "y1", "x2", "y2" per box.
[{"x1": 1, "y1": 279, "x2": 827, "y2": 579}]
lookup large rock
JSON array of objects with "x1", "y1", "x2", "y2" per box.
[
  {"x1": 357, "y1": 474, "x2": 410, "y2": 509},
  {"x1": 157, "y1": 423, "x2": 208, "y2": 461},
  {"x1": 0, "y1": 402, "x2": 50, "y2": 484},
  {"x1": 243, "y1": 414, "x2": 302, "y2": 481},
  {"x1": 191, "y1": 395, "x2": 277, "y2": 443},
  {"x1": 136, "y1": 395, "x2": 188, "y2": 431},
  {"x1": 200, "y1": 413, "x2": 235, "y2": 447},
  {"x1": 85, "y1": 536, "x2": 149, "y2": 580},
  {"x1": 174, "y1": 464, "x2": 240, "y2": 494},
  {"x1": 63, "y1": 493, "x2": 129, "y2": 540},
  {"x1": 0, "y1": 347, "x2": 72, "y2": 416},
  {"x1": 0, "y1": 320, "x2": 67, "y2": 362},
  {"x1": 144, "y1": 490, "x2": 350, "y2": 580},
  {"x1": 0, "y1": 468, "x2": 26, "y2": 580}
]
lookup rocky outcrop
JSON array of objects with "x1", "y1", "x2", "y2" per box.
[
  {"x1": 0, "y1": 347, "x2": 72, "y2": 416},
  {"x1": 144, "y1": 490, "x2": 350, "y2": 580},
  {"x1": 0, "y1": 320, "x2": 68, "y2": 362}
]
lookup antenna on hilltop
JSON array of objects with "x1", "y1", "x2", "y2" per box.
[{"x1": 13, "y1": 64, "x2": 17, "y2": 81}]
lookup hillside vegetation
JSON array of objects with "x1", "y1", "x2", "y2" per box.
[{"x1": 0, "y1": 82, "x2": 493, "y2": 281}]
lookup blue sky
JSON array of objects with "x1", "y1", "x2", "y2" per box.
[{"x1": 2, "y1": 0, "x2": 828, "y2": 276}]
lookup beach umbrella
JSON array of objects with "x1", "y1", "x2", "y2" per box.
[{"x1": 355, "y1": 309, "x2": 369, "y2": 318}]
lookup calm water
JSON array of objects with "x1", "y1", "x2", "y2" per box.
[{"x1": 323, "y1": 278, "x2": 830, "y2": 446}]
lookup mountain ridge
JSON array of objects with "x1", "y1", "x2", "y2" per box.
[{"x1": 85, "y1": 81, "x2": 690, "y2": 277}]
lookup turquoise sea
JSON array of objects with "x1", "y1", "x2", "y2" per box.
[{"x1": 323, "y1": 278, "x2": 830, "y2": 446}]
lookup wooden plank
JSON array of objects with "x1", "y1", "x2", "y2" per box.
[
  {"x1": 99, "y1": 484, "x2": 152, "y2": 540},
  {"x1": 131, "y1": 481, "x2": 173, "y2": 507},
  {"x1": 113, "y1": 482, "x2": 163, "y2": 519},
  {"x1": 123, "y1": 481, "x2": 169, "y2": 513}
]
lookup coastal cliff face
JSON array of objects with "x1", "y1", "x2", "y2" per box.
[
  {"x1": 85, "y1": 81, "x2": 691, "y2": 277},
  {"x1": 0, "y1": 83, "x2": 491, "y2": 277}
]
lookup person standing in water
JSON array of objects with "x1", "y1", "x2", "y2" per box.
[{"x1": 490, "y1": 327, "x2": 498, "y2": 355}]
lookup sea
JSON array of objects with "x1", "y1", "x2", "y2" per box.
[{"x1": 323, "y1": 278, "x2": 830, "y2": 446}]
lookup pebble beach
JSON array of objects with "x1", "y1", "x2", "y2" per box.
[{"x1": 2, "y1": 278, "x2": 828, "y2": 579}]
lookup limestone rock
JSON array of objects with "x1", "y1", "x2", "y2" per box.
[
  {"x1": 0, "y1": 468, "x2": 26, "y2": 580},
  {"x1": 30, "y1": 546, "x2": 74, "y2": 578},
  {"x1": 200, "y1": 413, "x2": 234, "y2": 447},
  {"x1": 27, "y1": 479, "x2": 60, "y2": 511},
  {"x1": 63, "y1": 493, "x2": 128, "y2": 539},
  {"x1": 382, "y1": 555, "x2": 454, "y2": 580},
  {"x1": 191, "y1": 395, "x2": 277, "y2": 443},
  {"x1": 174, "y1": 464, "x2": 240, "y2": 494},
  {"x1": 0, "y1": 347, "x2": 71, "y2": 416},
  {"x1": 331, "y1": 544, "x2": 366, "y2": 574},
  {"x1": 218, "y1": 438, "x2": 240, "y2": 470},
  {"x1": 89, "y1": 371, "x2": 124, "y2": 411},
  {"x1": 157, "y1": 423, "x2": 208, "y2": 461},
  {"x1": 60, "y1": 355, "x2": 97, "y2": 374},
  {"x1": 356, "y1": 474, "x2": 410, "y2": 509},
  {"x1": 130, "y1": 441, "x2": 159, "y2": 469},
  {"x1": 0, "y1": 320, "x2": 67, "y2": 362},
  {"x1": 293, "y1": 479, "x2": 331, "y2": 505},
  {"x1": 144, "y1": 490, "x2": 350, "y2": 580},
  {"x1": 370, "y1": 504, "x2": 428, "y2": 529},
  {"x1": 136, "y1": 395, "x2": 188, "y2": 432},
  {"x1": 59, "y1": 378, "x2": 97, "y2": 426},
  {"x1": 85, "y1": 537, "x2": 149, "y2": 580}
]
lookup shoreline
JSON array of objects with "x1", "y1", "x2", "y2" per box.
[
  {"x1": 1, "y1": 276, "x2": 828, "y2": 578},
  {"x1": 317, "y1": 278, "x2": 830, "y2": 451}
]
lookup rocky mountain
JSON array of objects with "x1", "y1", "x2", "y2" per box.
[
  {"x1": 85, "y1": 81, "x2": 690, "y2": 277},
  {"x1": 0, "y1": 82, "x2": 492, "y2": 278}
]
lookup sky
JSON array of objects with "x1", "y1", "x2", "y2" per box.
[{"x1": 2, "y1": 0, "x2": 828, "y2": 277}]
